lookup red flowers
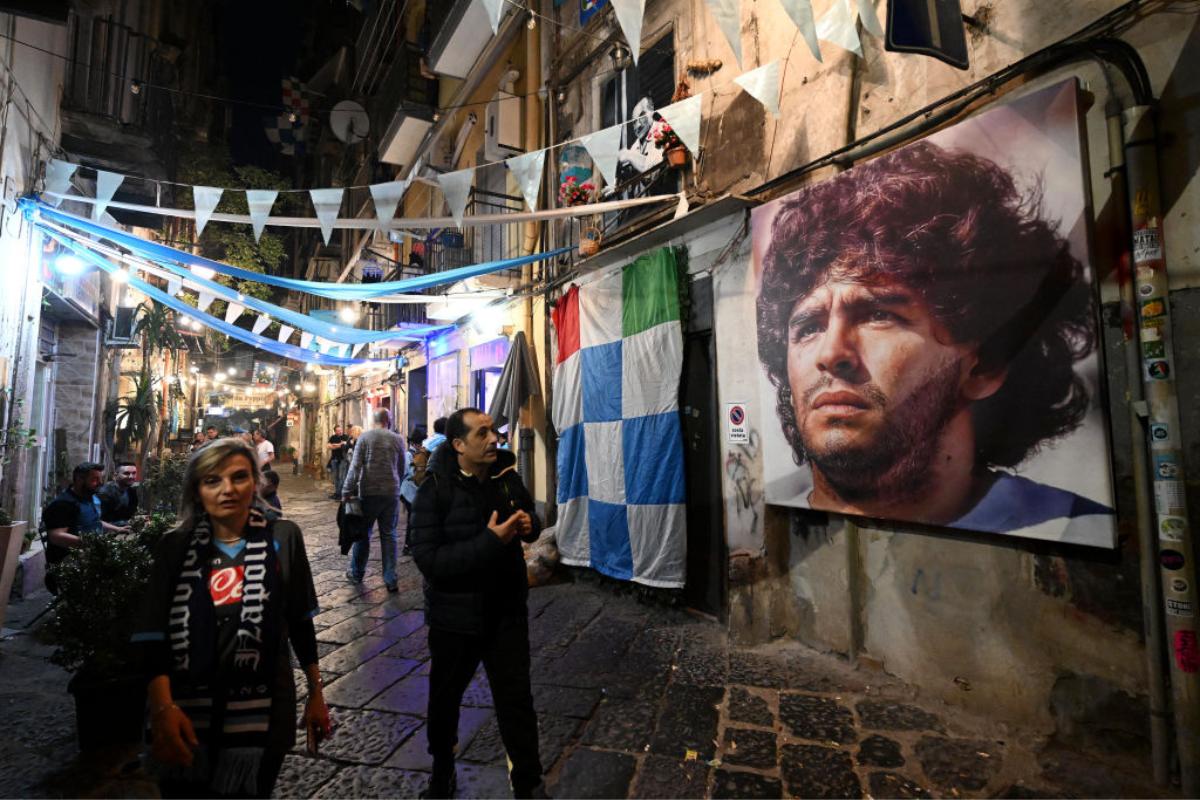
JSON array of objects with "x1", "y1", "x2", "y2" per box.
[{"x1": 559, "y1": 175, "x2": 596, "y2": 206}]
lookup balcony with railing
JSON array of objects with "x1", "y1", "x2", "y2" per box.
[{"x1": 60, "y1": 14, "x2": 191, "y2": 226}]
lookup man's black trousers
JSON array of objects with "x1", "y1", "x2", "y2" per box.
[{"x1": 427, "y1": 614, "x2": 542, "y2": 793}]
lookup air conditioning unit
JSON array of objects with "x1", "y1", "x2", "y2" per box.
[
  {"x1": 484, "y1": 91, "x2": 522, "y2": 162},
  {"x1": 105, "y1": 306, "x2": 138, "y2": 348}
]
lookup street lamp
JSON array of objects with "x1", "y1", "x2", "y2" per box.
[{"x1": 610, "y1": 42, "x2": 632, "y2": 72}]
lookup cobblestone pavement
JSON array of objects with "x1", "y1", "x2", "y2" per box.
[{"x1": 0, "y1": 472, "x2": 1170, "y2": 798}]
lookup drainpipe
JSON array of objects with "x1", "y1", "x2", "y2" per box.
[
  {"x1": 1122, "y1": 102, "x2": 1200, "y2": 795},
  {"x1": 1107, "y1": 98, "x2": 1170, "y2": 786}
]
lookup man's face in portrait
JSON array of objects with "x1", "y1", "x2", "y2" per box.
[{"x1": 784, "y1": 277, "x2": 990, "y2": 499}]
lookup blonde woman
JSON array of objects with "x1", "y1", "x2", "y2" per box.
[{"x1": 132, "y1": 438, "x2": 331, "y2": 798}]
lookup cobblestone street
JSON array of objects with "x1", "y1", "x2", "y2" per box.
[{"x1": 0, "y1": 473, "x2": 1168, "y2": 798}]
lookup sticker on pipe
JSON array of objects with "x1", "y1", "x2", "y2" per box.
[
  {"x1": 1155, "y1": 455, "x2": 1180, "y2": 480},
  {"x1": 1133, "y1": 227, "x2": 1163, "y2": 263},
  {"x1": 1140, "y1": 298, "x2": 1166, "y2": 320},
  {"x1": 1149, "y1": 423, "x2": 1170, "y2": 444},
  {"x1": 1161, "y1": 549, "x2": 1186, "y2": 570},
  {"x1": 1161, "y1": 516, "x2": 1187, "y2": 543},
  {"x1": 1167, "y1": 598, "x2": 1194, "y2": 618},
  {"x1": 1143, "y1": 340, "x2": 1166, "y2": 359},
  {"x1": 1138, "y1": 282, "x2": 1155, "y2": 298},
  {"x1": 1170, "y1": 577, "x2": 1189, "y2": 594},
  {"x1": 1174, "y1": 631, "x2": 1199, "y2": 673},
  {"x1": 1155, "y1": 481, "x2": 1186, "y2": 516},
  {"x1": 1146, "y1": 360, "x2": 1171, "y2": 381}
]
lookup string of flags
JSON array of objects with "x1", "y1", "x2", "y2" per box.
[
  {"x1": 41, "y1": 51, "x2": 786, "y2": 236},
  {"x1": 40, "y1": 1, "x2": 886, "y2": 241}
]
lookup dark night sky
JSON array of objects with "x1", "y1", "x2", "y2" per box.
[{"x1": 213, "y1": 0, "x2": 359, "y2": 171}]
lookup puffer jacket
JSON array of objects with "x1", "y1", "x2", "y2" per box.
[{"x1": 409, "y1": 442, "x2": 541, "y2": 635}]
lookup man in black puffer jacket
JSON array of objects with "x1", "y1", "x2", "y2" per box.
[{"x1": 410, "y1": 407, "x2": 545, "y2": 799}]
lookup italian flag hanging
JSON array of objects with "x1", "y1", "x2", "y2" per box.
[{"x1": 551, "y1": 248, "x2": 686, "y2": 588}]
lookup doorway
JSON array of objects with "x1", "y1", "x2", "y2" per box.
[
  {"x1": 407, "y1": 366, "x2": 428, "y2": 436},
  {"x1": 679, "y1": 276, "x2": 726, "y2": 618}
]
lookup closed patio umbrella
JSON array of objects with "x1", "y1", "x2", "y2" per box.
[{"x1": 488, "y1": 331, "x2": 541, "y2": 430}]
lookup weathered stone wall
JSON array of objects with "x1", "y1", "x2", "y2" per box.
[{"x1": 50, "y1": 324, "x2": 102, "y2": 470}]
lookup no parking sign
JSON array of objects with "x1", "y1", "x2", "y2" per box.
[{"x1": 726, "y1": 402, "x2": 749, "y2": 444}]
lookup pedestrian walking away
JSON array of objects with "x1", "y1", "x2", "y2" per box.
[
  {"x1": 341, "y1": 408, "x2": 406, "y2": 592},
  {"x1": 131, "y1": 438, "x2": 332, "y2": 798},
  {"x1": 410, "y1": 407, "x2": 546, "y2": 799}
]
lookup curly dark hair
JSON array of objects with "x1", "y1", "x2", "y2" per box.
[{"x1": 756, "y1": 141, "x2": 1097, "y2": 470}]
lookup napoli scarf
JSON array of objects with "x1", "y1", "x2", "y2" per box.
[{"x1": 165, "y1": 506, "x2": 280, "y2": 795}]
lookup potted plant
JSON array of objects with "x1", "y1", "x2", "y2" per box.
[
  {"x1": 48, "y1": 512, "x2": 174, "y2": 750},
  {"x1": 558, "y1": 175, "x2": 596, "y2": 207},
  {"x1": 0, "y1": 505, "x2": 27, "y2": 630},
  {"x1": 652, "y1": 119, "x2": 688, "y2": 168}
]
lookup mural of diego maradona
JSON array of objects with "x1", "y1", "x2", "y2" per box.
[{"x1": 753, "y1": 83, "x2": 1117, "y2": 545}]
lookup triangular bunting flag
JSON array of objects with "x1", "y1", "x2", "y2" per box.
[
  {"x1": 611, "y1": 0, "x2": 646, "y2": 64},
  {"x1": 310, "y1": 187, "x2": 344, "y2": 245},
  {"x1": 197, "y1": 291, "x2": 215, "y2": 313},
  {"x1": 776, "y1": 0, "x2": 822, "y2": 61},
  {"x1": 579, "y1": 124, "x2": 623, "y2": 187},
  {"x1": 93, "y1": 170, "x2": 124, "y2": 221},
  {"x1": 506, "y1": 149, "x2": 546, "y2": 212},
  {"x1": 224, "y1": 302, "x2": 244, "y2": 324},
  {"x1": 352, "y1": 342, "x2": 366, "y2": 358},
  {"x1": 856, "y1": 0, "x2": 884, "y2": 36},
  {"x1": 246, "y1": 189, "x2": 278, "y2": 242},
  {"x1": 734, "y1": 61, "x2": 782, "y2": 118},
  {"x1": 166, "y1": 278, "x2": 182, "y2": 298},
  {"x1": 480, "y1": 0, "x2": 505, "y2": 34},
  {"x1": 277, "y1": 324, "x2": 294, "y2": 343},
  {"x1": 252, "y1": 315, "x2": 271, "y2": 335},
  {"x1": 368, "y1": 179, "x2": 409, "y2": 228},
  {"x1": 817, "y1": 0, "x2": 862, "y2": 57},
  {"x1": 300, "y1": 332, "x2": 314, "y2": 350},
  {"x1": 44, "y1": 159, "x2": 78, "y2": 206},
  {"x1": 703, "y1": 0, "x2": 743, "y2": 66},
  {"x1": 437, "y1": 168, "x2": 474, "y2": 228},
  {"x1": 674, "y1": 192, "x2": 690, "y2": 220},
  {"x1": 658, "y1": 93, "x2": 703, "y2": 157},
  {"x1": 193, "y1": 186, "x2": 223, "y2": 237},
  {"x1": 316, "y1": 336, "x2": 334, "y2": 353}
]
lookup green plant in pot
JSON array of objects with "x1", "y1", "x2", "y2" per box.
[
  {"x1": 0, "y1": 504, "x2": 28, "y2": 630},
  {"x1": 48, "y1": 511, "x2": 175, "y2": 750}
]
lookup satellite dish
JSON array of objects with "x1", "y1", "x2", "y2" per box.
[{"x1": 330, "y1": 100, "x2": 370, "y2": 144}]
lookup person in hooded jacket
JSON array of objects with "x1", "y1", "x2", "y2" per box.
[{"x1": 409, "y1": 407, "x2": 544, "y2": 799}]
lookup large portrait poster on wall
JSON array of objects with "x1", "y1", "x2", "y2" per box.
[{"x1": 752, "y1": 80, "x2": 1117, "y2": 547}]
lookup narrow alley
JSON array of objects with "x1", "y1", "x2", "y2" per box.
[{"x1": 0, "y1": 473, "x2": 1166, "y2": 799}]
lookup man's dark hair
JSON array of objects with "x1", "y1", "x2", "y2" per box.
[
  {"x1": 445, "y1": 408, "x2": 484, "y2": 444},
  {"x1": 115, "y1": 461, "x2": 135, "y2": 468},
  {"x1": 757, "y1": 141, "x2": 1095, "y2": 469},
  {"x1": 409, "y1": 427, "x2": 427, "y2": 445},
  {"x1": 72, "y1": 462, "x2": 104, "y2": 481},
  {"x1": 433, "y1": 417, "x2": 448, "y2": 435},
  {"x1": 261, "y1": 469, "x2": 280, "y2": 489}
]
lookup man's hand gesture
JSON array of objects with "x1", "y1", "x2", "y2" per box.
[
  {"x1": 487, "y1": 511, "x2": 522, "y2": 543},
  {"x1": 513, "y1": 510, "x2": 533, "y2": 537}
]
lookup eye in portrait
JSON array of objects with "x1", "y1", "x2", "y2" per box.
[{"x1": 753, "y1": 81, "x2": 1116, "y2": 547}]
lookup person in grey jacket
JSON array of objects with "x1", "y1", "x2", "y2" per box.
[{"x1": 341, "y1": 408, "x2": 407, "y2": 592}]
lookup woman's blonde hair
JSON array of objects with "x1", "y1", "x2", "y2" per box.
[{"x1": 177, "y1": 437, "x2": 261, "y2": 531}]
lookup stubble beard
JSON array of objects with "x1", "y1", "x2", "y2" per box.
[{"x1": 795, "y1": 360, "x2": 964, "y2": 505}]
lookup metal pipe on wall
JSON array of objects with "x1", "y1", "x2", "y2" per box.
[
  {"x1": 1107, "y1": 98, "x2": 1170, "y2": 786},
  {"x1": 1122, "y1": 103, "x2": 1200, "y2": 795}
]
